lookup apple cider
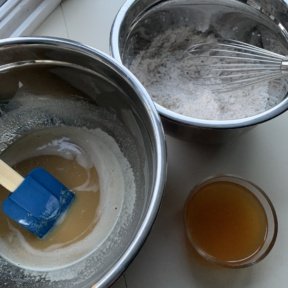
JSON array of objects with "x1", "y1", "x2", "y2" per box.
[{"x1": 185, "y1": 179, "x2": 268, "y2": 263}]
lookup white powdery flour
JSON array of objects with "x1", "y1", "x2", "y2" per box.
[{"x1": 129, "y1": 27, "x2": 286, "y2": 120}]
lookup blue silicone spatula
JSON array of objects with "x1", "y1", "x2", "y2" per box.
[{"x1": 0, "y1": 159, "x2": 75, "y2": 238}]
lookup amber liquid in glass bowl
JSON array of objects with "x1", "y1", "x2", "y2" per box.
[{"x1": 185, "y1": 176, "x2": 277, "y2": 267}]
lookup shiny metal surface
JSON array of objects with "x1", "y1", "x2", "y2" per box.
[
  {"x1": 110, "y1": 0, "x2": 288, "y2": 141},
  {"x1": 282, "y1": 60, "x2": 288, "y2": 70},
  {"x1": 0, "y1": 37, "x2": 166, "y2": 288}
]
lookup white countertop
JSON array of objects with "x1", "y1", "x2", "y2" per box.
[{"x1": 32, "y1": 1, "x2": 288, "y2": 287}]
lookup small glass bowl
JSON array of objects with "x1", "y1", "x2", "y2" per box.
[{"x1": 184, "y1": 175, "x2": 278, "y2": 268}]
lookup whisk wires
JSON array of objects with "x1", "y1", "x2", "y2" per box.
[{"x1": 186, "y1": 40, "x2": 288, "y2": 91}]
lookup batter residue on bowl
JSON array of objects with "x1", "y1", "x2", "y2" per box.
[{"x1": 0, "y1": 126, "x2": 135, "y2": 271}]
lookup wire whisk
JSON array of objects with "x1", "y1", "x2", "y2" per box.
[{"x1": 186, "y1": 40, "x2": 288, "y2": 91}]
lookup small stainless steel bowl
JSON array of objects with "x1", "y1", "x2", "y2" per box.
[
  {"x1": 110, "y1": 0, "x2": 288, "y2": 142},
  {"x1": 0, "y1": 37, "x2": 166, "y2": 288}
]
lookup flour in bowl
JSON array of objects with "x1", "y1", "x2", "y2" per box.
[{"x1": 129, "y1": 27, "x2": 288, "y2": 120}]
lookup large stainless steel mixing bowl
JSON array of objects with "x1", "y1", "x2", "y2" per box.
[
  {"x1": 110, "y1": 0, "x2": 288, "y2": 142},
  {"x1": 0, "y1": 37, "x2": 166, "y2": 287}
]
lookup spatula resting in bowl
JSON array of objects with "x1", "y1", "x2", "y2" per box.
[{"x1": 0, "y1": 159, "x2": 75, "y2": 238}]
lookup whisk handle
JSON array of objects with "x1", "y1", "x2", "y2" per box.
[{"x1": 281, "y1": 60, "x2": 288, "y2": 72}]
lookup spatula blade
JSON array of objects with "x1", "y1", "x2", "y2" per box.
[{"x1": 2, "y1": 168, "x2": 75, "y2": 238}]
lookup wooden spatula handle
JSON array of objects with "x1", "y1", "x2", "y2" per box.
[{"x1": 0, "y1": 159, "x2": 24, "y2": 192}]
